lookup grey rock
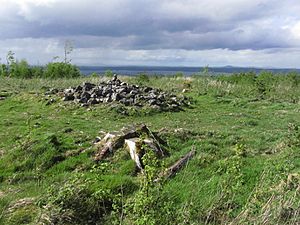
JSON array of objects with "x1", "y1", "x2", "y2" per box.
[
  {"x1": 115, "y1": 79, "x2": 121, "y2": 86},
  {"x1": 75, "y1": 85, "x2": 83, "y2": 92},
  {"x1": 104, "y1": 97, "x2": 112, "y2": 103},
  {"x1": 143, "y1": 87, "x2": 152, "y2": 92},
  {"x1": 151, "y1": 104, "x2": 161, "y2": 110},
  {"x1": 129, "y1": 90, "x2": 138, "y2": 96},
  {"x1": 46, "y1": 98, "x2": 56, "y2": 105},
  {"x1": 89, "y1": 98, "x2": 99, "y2": 105},
  {"x1": 119, "y1": 99, "x2": 130, "y2": 106},
  {"x1": 81, "y1": 92, "x2": 91, "y2": 100},
  {"x1": 96, "y1": 98, "x2": 103, "y2": 103},
  {"x1": 112, "y1": 93, "x2": 121, "y2": 101},
  {"x1": 148, "y1": 99, "x2": 157, "y2": 105},
  {"x1": 48, "y1": 88, "x2": 59, "y2": 94},
  {"x1": 63, "y1": 94, "x2": 75, "y2": 101},
  {"x1": 64, "y1": 88, "x2": 74, "y2": 94},
  {"x1": 91, "y1": 93, "x2": 98, "y2": 99},
  {"x1": 116, "y1": 87, "x2": 127, "y2": 94},
  {"x1": 171, "y1": 104, "x2": 180, "y2": 110},
  {"x1": 93, "y1": 89, "x2": 103, "y2": 96},
  {"x1": 74, "y1": 93, "x2": 81, "y2": 99},
  {"x1": 102, "y1": 89, "x2": 110, "y2": 97},
  {"x1": 157, "y1": 94, "x2": 165, "y2": 101},
  {"x1": 112, "y1": 74, "x2": 118, "y2": 81},
  {"x1": 79, "y1": 97, "x2": 88, "y2": 103},
  {"x1": 83, "y1": 82, "x2": 95, "y2": 91}
]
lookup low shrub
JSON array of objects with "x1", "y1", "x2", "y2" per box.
[
  {"x1": 39, "y1": 173, "x2": 114, "y2": 225},
  {"x1": 136, "y1": 73, "x2": 150, "y2": 85},
  {"x1": 44, "y1": 62, "x2": 81, "y2": 78},
  {"x1": 104, "y1": 69, "x2": 114, "y2": 78}
]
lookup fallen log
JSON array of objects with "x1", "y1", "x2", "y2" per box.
[{"x1": 155, "y1": 147, "x2": 196, "y2": 181}]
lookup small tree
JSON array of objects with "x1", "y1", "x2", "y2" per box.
[
  {"x1": 202, "y1": 64, "x2": 210, "y2": 75},
  {"x1": 15, "y1": 59, "x2": 32, "y2": 78},
  {"x1": 64, "y1": 40, "x2": 74, "y2": 64},
  {"x1": 6, "y1": 51, "x2": 15, "y2": 66},
  {"x1": 6, "y1": 51, "x2": 16, "y2": 76},
  {"x1": 31, "y1": 66, "x2": 44, "y2": 78}
]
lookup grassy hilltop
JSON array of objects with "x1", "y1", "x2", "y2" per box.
[{"x1": 0, "y1": 72, "x2": 299, "y2": 224}]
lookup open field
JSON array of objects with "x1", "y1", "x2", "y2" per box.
[{"x1": 0, "y1": 73, "x2": 299, "y2": 224}]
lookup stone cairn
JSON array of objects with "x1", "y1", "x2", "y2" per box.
[{"x1": 59, "y1": 75, "x2": 190, "y2": 111}]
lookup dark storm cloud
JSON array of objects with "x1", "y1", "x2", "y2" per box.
[{"x1": 1, "y1": 0, "x2": 299, "y2": 51}]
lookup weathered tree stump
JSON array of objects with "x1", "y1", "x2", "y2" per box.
[
  {"x1": 124, "y1": 137, "x2": 164, "y2": 170},
  {"x1": 93, "y1": 124, "x2": 163, "y2": 161}
]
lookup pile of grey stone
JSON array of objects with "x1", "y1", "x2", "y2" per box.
[{"x1": 60, "y1": 75, "x2": 189, "y2": 111}]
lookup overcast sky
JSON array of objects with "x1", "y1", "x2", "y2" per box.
[{"x1": 0, "y1": 0, "x2": 300, "y2": 67}]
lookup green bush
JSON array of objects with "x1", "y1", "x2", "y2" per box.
[
  {"x1": 9, "y1": 60, "x2": 32, "y2": 78},
  {"x1": 173, "y1": 72, "x2": 184, "y2": 78},
  {"x1": 218, "y1": 71, "x2": 256, "y2": 85},
  {"x1": 0, "y1": 64, "x2": 8, "y2": 76},
  {"x1": 31, "y1": 66, "x2": 44, "y2": 78},
  {"x1": 136, "y1": 73, "x2": 150, "y2": 85},
  {"x1": 4, "y1": 61, "x2": 81, "y2": 79},
  {"x1": 104, "y1": 69, "x2": 114, "y2": 78},
  {"x1": 286, "y1": 71, "x2": 300, "y2": 86},
  {"x1": 44, "y1": 62, "x2": 81, "y2": 78},
  {"x1": 91, "y1": 72, "x2": 99, "y2": 78},
  {"x1": 40, "y1": 174, "x2": 113, "y2": 225},
  {"x1": 0, "y1": 59, "x2": 33, "y2": 78},
  {"x1": 122, "y1": 151, "x2": 176, "y2": 225},
  {"x1": 255, "y1": 71, "x2": 275, "y2": 99}
]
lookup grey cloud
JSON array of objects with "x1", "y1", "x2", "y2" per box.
[
  {"x1": 1, "y1": 0, "x2": 298, "y2": 51},
  {"x1": 1, "y1": 0, "x2": 300, "y2": 67}
]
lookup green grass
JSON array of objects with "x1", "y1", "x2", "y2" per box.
[{"x1": 0, "y1": 74, "x2": 299, "y2": 224}]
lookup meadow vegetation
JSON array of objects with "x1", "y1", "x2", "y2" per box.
[{"x1": 0, "y1": 69, "x2": 299, "y2": 224}]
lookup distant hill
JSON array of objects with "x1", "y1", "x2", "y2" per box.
[{"x1": 78, "y1": 65, "x2": 300, "y2": 75}]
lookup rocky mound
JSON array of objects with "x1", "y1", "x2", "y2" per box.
[{"x1": 57, "y1": 75, "x2": 190, "y2": 111}]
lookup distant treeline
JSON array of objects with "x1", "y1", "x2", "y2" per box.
[
  {"x1": 0, "y1": 50, "x2": 81, "y2": 78},
  {"x1": 1, "y1": 52, "x2": 300, "y2": 80},
  {"x1": 0, "y1": 60, "x2": 81, "y2": 78}
]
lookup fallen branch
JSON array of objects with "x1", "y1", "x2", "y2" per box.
[{"x1": 155, "y1": 147, "x2": 196, "y2": 181}]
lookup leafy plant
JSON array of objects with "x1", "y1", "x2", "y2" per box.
[
  {"x1": 44, "y1": 62, "x2": 81, "y2": 78},
  {"x1": 123, "y1": 150, "x2": 175, "y2": 225},
  {"x1": 9, "y1": 59, "x2": 32, "y2": 78},
  {"x1": 174, "y1": 72, "x2": 184, "y2": 78},
  {"x1": 39, "y1": 173, "x2": 113, "y2": 225},
  {"x1": 104, "y1": 70, "x2": 114, "y2": 78},
  {"x1": 136, "y1": 73, "x2": 150, "y2": 85},
  {"x1": 0, "y1": 64, "x2": 8, "y2": 77}
]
